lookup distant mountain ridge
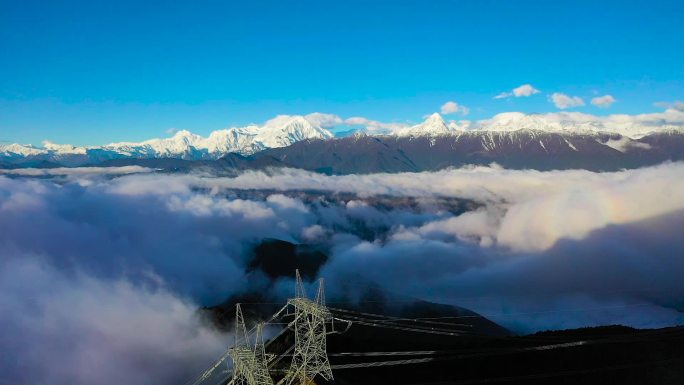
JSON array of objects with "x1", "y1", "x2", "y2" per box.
[
  {"x1": 230, "y1": 129, "x2": 684, "y2": 173},
  {"x1": 2, "y1": 112, "x2": 684, "y2": 170}
]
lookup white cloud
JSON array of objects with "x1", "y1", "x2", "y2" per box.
[
  {"x1": 494, "y1": 84, "x2": 540, "y2": 99},
  {"x1": 440, "y1": 101, "x2": 470, "y2": 116},
  {"x1": 654, "y1": 100, "x2": 684, "y2": 112},
  {"x1": 602, "y1": 136, "x2": 651, "y2": 152},
  {"x1": 343, "y1": 116, "x2": 410, "y2": 134},
  {"x1": 304, "y1": 112, "x2": 343, "y2": 127},
  {"x1": 513, "y1": 84, "x2": 541, "y2": 97},
  {"x1": 301, "y1": 224, "x2": 326, "y2": 241},
  {"x1": 166, "y1": 194, "x2": 276, "y2": 219},
  {"x1": 551, "y1": 92, "x2": 585, "y2": 109},
  {"x1": 591, "y1": 95, "x2": 616, "y2": 108}
]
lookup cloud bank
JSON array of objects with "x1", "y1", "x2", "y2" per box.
[
  {"x1": 1, "y1": 163, "x2": 684, "y2": 383},
  {"x1": 0, "y1": 257, "x2": 230, "y2": 385},
  {"x1": 113, "y1": 163, "x2": 684, "y2": 253},
  {"x1": 0, "y1": 165, "x2": 154, "y2": 177}
]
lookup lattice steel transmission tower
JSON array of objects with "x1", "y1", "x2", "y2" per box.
[
  {"x1": 252, "y1": 323, "x2": 275, "y2": 385},
  {"x1": 228, "y1": 304, "x2": 274, "y2": 385},
  {"x1": 285, "y1": 271, "x2": 334, "y2": 385}
]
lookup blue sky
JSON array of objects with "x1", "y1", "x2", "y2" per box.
[{"x1": 1, "y1": 0, "x2": 683, "y2": 145}]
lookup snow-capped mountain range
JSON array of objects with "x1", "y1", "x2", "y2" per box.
[
  {"x1": 2, "y1": 110, "x2": 684, "y2": 167},
  {"x1": 1, "y1": 115, "x2": 334, "y2": 163},
  {"x1": 394, "y1": 111, "x2": 684, "y2": 139}
]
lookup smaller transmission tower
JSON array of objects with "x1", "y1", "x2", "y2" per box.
[
  {"x1": 252, "y1": 323, "x2": 275, "y2": 385},
  {"x1": 285, "y1": 271, "x2": 334, "y2": 385},
  {"x1": 228, "y1": 304, "x2": 274, "y2": 385}
]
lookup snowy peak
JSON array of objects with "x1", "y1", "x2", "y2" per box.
[
  {"x1": 257, "y1": 115, "x2": 334, "y2": 148},
  {"x1": 425, "y1": 112, "x2": 447, "y2": 125},
  {"x1": 473, "y1": 112, "x2": 601, "y2": 135},
  {"x1": 42, "y1": 141, "x2": 87, "y2": 154},
  {"x1": 423, "y1": 113, "x2": 450, "y2": 131},
  {"x1": 0, "y1": 143, "x2": 47, "y2": 157},
  {"x1": 170, "y1": 129, "x2": 202, "y2": 143},
  {"x1": 397, "y1": 113, "x2": 453, "y2": 137}
]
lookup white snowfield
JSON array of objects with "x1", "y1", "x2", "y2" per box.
[{"x1": 2, "y1": 109, "x2": 684, "y2": 160}]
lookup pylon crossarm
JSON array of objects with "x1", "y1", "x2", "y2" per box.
[{"x1": 287, "y1": 298, "x2": 331, "y2": 317}]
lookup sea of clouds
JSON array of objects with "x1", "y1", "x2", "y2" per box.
[{"x1": 1, "y1": 163, "x2": 684, "y2": 385}]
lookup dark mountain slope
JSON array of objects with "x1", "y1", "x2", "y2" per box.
[
  {"x1": 248, "y1": 130, "x2": 683, "y2": 173},
  {"x1": 7, "y1": 131, "x2": 682, "y2": 173}
]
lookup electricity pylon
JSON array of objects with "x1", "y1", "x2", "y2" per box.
[
  {"x1": 253, "y1": 323, "x2": 275, "y2": 385},
  {"x1": 285, "y1": 271, "x2": 334, "y2": 385},
  {"x1": 228, "y1": 304, "x2": 274, "y2": 385}
]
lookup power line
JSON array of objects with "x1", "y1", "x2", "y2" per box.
[
  {"x1": 331, "y1": 357, "x2": 436, "y2": 369},
  {"x1": 182, "y1": 277, "x2": 675, "y2": 385},
  {"x1": 235, "y1": 286, "x2": 676, "y2": 306},
  {"x1": 331, "y1": 302, "x2": 656, "y2": 322},
  {"x1": 330, "y1": 307, "x2": 473, "y2": 327},
  {"x1": 330, "y1": 350, "x2": 439, "y2": 357}
]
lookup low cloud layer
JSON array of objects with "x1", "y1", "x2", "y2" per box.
[
  {"x1": 0, "y1": 257, "x2": 229, "y2": 385},
  {"x1": 1, "y1": 164, "x2": 684, "y2": 383},
  {"x1": 107, "y1": 163, "x2": 684, "y2": 252},
  {"x1": 0, "y1": 165, "x2": 154, "y2": 177}
]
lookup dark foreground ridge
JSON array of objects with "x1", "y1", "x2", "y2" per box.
[
  {"x1": 206, "y1": 299, "x2": 684, "y2": 385},
  {"x1": 206, "y1": 296, "x2": 684, "y2": 385},
  {"x1": 326, "y1": 325, "x2": 684, "y2": 385},
  {"x1": 197, "y1": 239, "x2": 684, "y2": 385}
]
